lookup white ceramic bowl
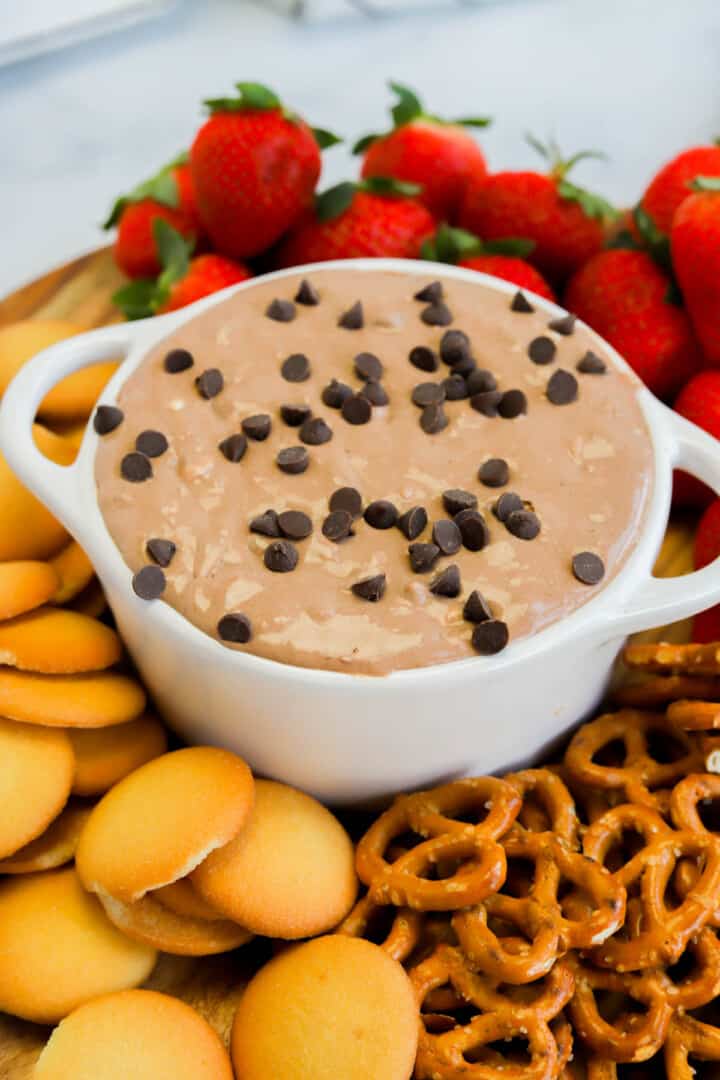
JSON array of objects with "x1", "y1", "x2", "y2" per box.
[{"x1": 3, "y1": 260, "x2": 720, "y2": 805}]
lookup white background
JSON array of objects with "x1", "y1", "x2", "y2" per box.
[{"x1": 1, "y1": 0, "x2": 719, "y2": 297}]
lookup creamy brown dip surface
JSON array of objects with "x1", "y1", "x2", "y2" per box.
[{"x1": 95, "y1": 268, "x2": 654, "y2": 675}]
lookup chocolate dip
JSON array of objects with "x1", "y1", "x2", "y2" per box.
[{"x1": 95, "y1": 268, "x2": 653, "y2": 675}]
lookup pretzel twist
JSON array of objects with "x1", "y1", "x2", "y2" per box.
[
  {"x1": 624, "y1": 641, "x2": 720, "y2": 675},
  {"x1": 336, "y1": 893, "x2": 423, "y2": 963}
]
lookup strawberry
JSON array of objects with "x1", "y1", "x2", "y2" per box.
[
  {"x1": 564, "y1": 249, "x2": 700, "y2": 400},
  {"x1": 422, "y1": 225, "x2": 555, "y2": 300},
  {"x1": 638, "y1": 142, "x2": 720, "y2": 237},
  {"x1": 113, "y1": 221, "x2": 251, "y2": 319},
  {"x1": 354, "y1": 81, "x2": 490, "y2": 221},
  {"x1": 191, "y1": 81, "x2": 339, "y2": 260},
  {"x1": 274, "y1": 178, "x2": 436, "y2": 266},
  {"x1": 671, "y1": 178, "x2": 720, "y2": 366},
  {"x1": 458, "y1": 138, "x2": 614, "y2": 284},
  {"x1": 693, "y1": 607, "x2": 720, "y2": 643},
  {"x1": 692, "y1": 499, "x2": 720, "y2": 642},
  {"x1": 104, "y1": 154, "x2": 202, "y2": 279},
  {"x1": 672, "y1": 370, "x2": 720, "y2": 508}
]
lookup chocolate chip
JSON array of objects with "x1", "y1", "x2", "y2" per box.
[
  {"x1": 146, "y1": 538, "x2": 176, "y2": 567},
  {"x1": 409, "y1": 345, "x2": 439, "y2": 372},
  {"x1": 341, "y1": 394, "x2": 372, "y2": 425},
  {"x1": 352, "y1": 573, "x2": 386, "y2": 602},
  {"x1": 266, "y1": 298, "x2": 296, "y2": 322},
  {"x1": 442, "y1": 375, "x2": 469, "y2": 401},
  {"x1": 511, "y1": 291, "x2": 534, "y2": 313},
  {"x1": 409, "y1": 542, "x2": 441, "y2": 573},
  {"x1": 242, "y1": 414, "x2": 272, "y2": 441},
  {"x1": 132, "y1": 565, "x2": 165, "y2": 600},
  {"x1": 93, "y1": 405, "x2": 123, "y2": 436},
  {"x1": 452, "y1": 353, "x2": 476, "y2": 377},
  {"x1": 364, "y1": 500, "x2": 398, "y2": 530},
  {"x1": 493, "y1": 492, "x2": 524, "y2": 522},
  {"x1": 440, "y1": 329, "x2": 471, "y2": 367},
  {"x1": 219, "y1": 433, "x2": 248, "y2": 462},
  {"x1": 322, "y1": 510, "x2": 354, "y2": 542},
  {"x1": 218, "y1": 613, "x2": 252, "y2": 643},
  {"x1": 414, "y1": 281, "x2": 443, "y2": 303},
  {"x1": 121, "y1": 452, "x2": 152, "y2": 483},
  {"x1": 472, "y1": 619, "x2": 509, "y2": 654},
  {"x1": 278, "y1": 510, "x2": 313, "y2": 540},
  {"x1": 421, "y1": 302, "x2": 453, "y2": 326},
  {"x1": 463, "y1": 590, "x2": 493, "y2": 623},
  {"x1": 360, "y1": 381, "x2": 389, "y2": 406},
  {"x1": 300, "y1": 417, "x2": 333, "y2": 445},
  {"x1": 420, "y1": 402, "x2": 448, "y2": 434},
  {"x1": 329, "y1": 487, "x2": 363, "y2": 519},
  {"x1": 471, "y1": 390, "x2": 503, "y2": 417},
  {"x1": 547, "y1": 369, "x2": 578, "y2": 405},
  {"x1": 466, "y1": 369, "x2": 498, "y2": 396},
  {"x1": 478, "y1": 458, "x2": 509, "y2": 488},
  {"x1": 548, "y1": 313, "x2": 577, "y2": 335},
  {"x1": 195, "y1": 368, "x2": 224, "y2": 399},
  {"x1": 354, "y1": 352, "x2": 383, "y2": 381},
  {"x1": 322, "y1": 379, "x2": 354, "y2": 409},
  {"x1": 338, "y1": 301, "x2": 363, "y2": 329},
  {"x1": 397, "y1": 506, "x2": 427, "y2": 540},
  {"x1": 577, "y1": 351, "x2": 607, "y2": 375},
  {"x1": 264, "y1": 539, "x2": 299, "y2": 572},
  {"x1": 432, "y1": 519, "x2": 462, "y2": 555},
  {"x1": 429, "y1": 564, "x2": 461, "y2": 598},
  {"x1": 506, "y1": 509, "x2": 541, "y2": 540},
  {"x1": 455, "y1": 509, "x2": 490, "y2": 551},
  {"x1": 528, "y1": 336, "x2": 556, "y2": 365},
  {"x1": 412, "y1": 382, "x2": 445, "y2": 408},
  {"x1": 250, "y1": 509, "x2": 280, "y2": 537},
  {"x1": 295, "y1": 279, "x2": 320, "y2": 306},
  {"x1": 572, "y1": 551, "x2": 605, "y2": 585},
  {"x1": 443, "y1": 489, "x2": 478, "y2": 516},
  {"x1": 276, "y1": 447, "x2": 309, "y2": 475},
  {"x1": 281, "y1": 353, "x2": 311, "y2": 382},
  {"x1": 163, "y1": 348, "x2": 194, "y2": 373},
  {"x1": 280, "y1": 404, "x2": 312, "y2": 427},
  {"x1": 498, "y1": 389, "x2": 527, "y2": 419}
]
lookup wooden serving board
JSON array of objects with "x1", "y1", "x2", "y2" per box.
[{"x1": 0, "y1": 250, "x2": 698, "y2": 1076}]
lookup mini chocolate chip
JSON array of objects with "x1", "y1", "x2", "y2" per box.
[
  {"x1": 250, "y1": 509, "x2": 280, "y2": 537},
  {"x1": 412, "y1": 382, "x2": 445, "y2": 408},
  {"x1": 528, "y1": 336, "x2": 557, "y2": 365},
  {"x1": 163, "y1": 348, "x2": 193, "y2": 373},
  {"x1": 276, "y1": 447, "x2": 309, "y2": 474},
  {"x1": 429, "y1": 564, "x2": 461, "y2": 598},
  {"x1": 352, "y1": 573, "x2": 386, "y2": 601},
  {"x1": 409, "y1": 345, "x2": 439, "y2": 372},
  {"x1": 440, "y1": 329, "x2": 471, "y2": 367},
  {"x1": 266, "y1": 298, "x2": 296, "y2": 322},
  {"x1": 443, "y1": 489, "x2": 478, "y2": 516},
  {"x1": 121, "y1": 452, "x2": 152, "y2": 483},
  {"x1": 397, "y1": 506, "x2": 427, "y2": 540},
  {"x1": 420, "y1": 402, "x2": 448, "y2": 434},
  {"x1": 506, "y1": 509, "x2": 541, "y2": 540},
  {"x1": 242, "y1": 414, "x2": 272, "y2": 441},
  {"x1": 478, "y1": 458, "x2": 509, "y2": 488},
  {"x1": 300, "y1": 417, "x2": 333, "y2": 445},
  {"x1": 432, "y1": 518, "x2": 462, "y2": 555},
  {"x1": 218, "y1": 613, "x2": 252, "y2": 643},
  {"x1": 548, "y1": 313, "x2": 577, "y2": 335},
  {"x1": 278, "y1": 510, "x2": 313, "y2": 540},
  {"x1": 421, "y1": 301, "x2": 453, "y2": 326},
  {"x1": 341, "y1": 394, "x2": 372, "y2": 426},
  {"x1": 577, "y1": 350, "x2": 607, "y2": 375},
  {"x1": 354, "y1": 352, "x2": 383, "y2": 381},
  {"x1": 364, "y1": 500, "x2": 398, "y2": 530},
  {"x1": 498, "y1": 389, "x2": 527, "y2": 419},
  {"x1": 547, "y1": 369, "x2": 579, "y2": 405},
  {"x1": 329, "y1": 487, "x2": 363, "y2": 519},
  {"x1": 281, "y1": 353, "x2": 311, "y2": 382},
  {"x1": 295, "y1": 279, "x2": 320, "y2": 305},
  {"x1": 146, "y1": 538, "x2": 176, "y2": 567},
  {"x1": 511, "y1": 291, "x2": 534, "y2": 313},
  {"x1": 493, "y1": 492, "x2": 524, "y2": 522},
  {"x1": 463, "y1": 590, "x2": 493, "y2": 623},
  {"x1": 322, "y1": 509, "x2": 354, "y2": 542},
  {"x1": 132, "y1": 565, "x2": 165, "y2": 600},
  {"x1": 360, "y1": 381, "x2": 389, "y2": 406},
  {"x1": 93, "y1": 405, "x2": 124, "y2": 436},
  {"x1": 414, "y1": 281, "x2": 444, "y2": 303},
  {"x1": 338, "y1": 301, "x2": 363, "y2": 329},
  {"x1": 453, "y1": 354, "x2": 476, "y2": 377},
  {"x1": 195, "y1": 368, "x2": 224, "y2": 399},
  {"x1": 472, "y1": 619, "x2": 509, "y2": 654},
  {"x1": 264, "y1": 539, "x2": 299, "y2": 572},
  {"x1": 219, "y1": 433, "x2": 248, "y2": 462},
  {"x1": 465, "y1": 369, "x2": 497, "y2": 396},
  {"x1": 280, "y1": 404, "x2": 312, "y2": 427},
  {"x1": 409, "y1": 542, "x2": 441, "y2": 573},
  {"x1": 442, "y1": 375, "x2": 469, "y2": 401},
  {"x1": 455, "y1": 509, "x2": 490, "y2": 551},
  {"x1": 572, "y1": 551, "x2": 605, "y2": 585},
  {"x1": 471, "y1": 390, "x2": 503, "y2": 417},
  {"x1": 322, "y1": 379, "x2": 354, "y2": 409}
]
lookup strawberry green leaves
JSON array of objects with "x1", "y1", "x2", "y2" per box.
[
  {"x1": 113, "y1": 220, "x2": 192, "y2": 319},
  {"x1": 691, "y1": 175, "x2": 720, "y2": 192},
  {"x1": 525, "y1": 135, "x2": 616, "y2": 222},
  {"x1": 102, "y1": 152, "x2": 188, "y2": 229},
  {"x1": 203, "y1": 82, "x2": 341, "y2": 148},
  {"x1": 558, "y1": 179, "x2": 617, "y2": 222},
  {"x1": 422, "y1": 224, "x2": 535, "y2": 264},
  {"x1": 311, "y1": 127, "x2": 342, "y2": 150},
  {"x1": 352, "y1": 80, "x2": 490, "y2": 153},
  {"x1": 315, "y1": 177, "x2": 422, "y2": 222}
]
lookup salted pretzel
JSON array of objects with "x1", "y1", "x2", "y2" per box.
[
  {"x1": 663, "y1": 1012, "x2": 720, "y2": 1080},
  {"x1": 614, "y1": 674, "x2": 720, "y2": 709},
  {"x1": 624, "y1": 641, "x2": 720, "y2": 675},
  {"x1": 668, "y1": 697, "x2": 720, "y2": 730},
  {"x1": 505, "y1": 769, "x2": 581, "y2": 848},
  {"x1": 669, "y1": 773, "x2": 720, "y2": 925},
  {"x1": 582, "y1": 803, "x2": 672, "y2": 886},
  {"x1": 336, "y1": 893, "x2": 423, "y2": 963}
]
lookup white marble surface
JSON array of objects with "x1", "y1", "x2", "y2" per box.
[{"x1": 1, "y1": 0, "x2": 719, "y2": 298}]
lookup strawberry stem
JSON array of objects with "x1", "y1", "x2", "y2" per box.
[{"x1": 102, "y1": 153, "x2": 187, "y2": 229}]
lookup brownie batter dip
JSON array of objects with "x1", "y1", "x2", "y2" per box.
[{"x1": 95, "y1": 267, "x2": 653, "y2": 675}]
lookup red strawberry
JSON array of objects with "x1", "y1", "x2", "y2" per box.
[
  {"x1": 157, "y1": 254, "x2": 251, "y2": 314},
  {"x1": 458, "y1": 138, "x2": 614, "y2": 284},
  {"x1": 422, "y1": 225, "x2": 555, "y2": 300},
  {"x1": 693, "y1": 607, "x2": 720, "y2": 643},
  {"x1": 355, "y1": 81, "x2": 490, "y2": 221},
  {"x1": 673, "y1": 370, "x2": 720, "y2": 508},
  {"x1": 191, "y1": 81, "x2": 338, "y2": 260},
  {"x1": 274, "y1": 178, "x2": 435, "y2": 267},
  {"x1": 564, "y1": 249, "x2": 701, "y2": 400},
  {"x1": 672, "y1": 178, "x2": 720, "y2": 366},
  {"x1": 692, "y1": 499, "x2": 720, "y2": 641},
  {"x1": 104, "y1": 155, "x2": 202, "y2": 279},
  {"x1": 639, "y1": 143, "x2": 720, "y2": 237}
]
